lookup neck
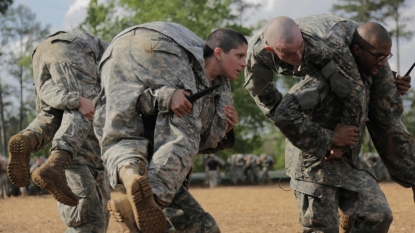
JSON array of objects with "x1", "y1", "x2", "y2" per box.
[{"x1": 204, "y1": 56, "x2": 220, "y2": 80}]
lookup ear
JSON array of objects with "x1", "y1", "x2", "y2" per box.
[
  {"x1": 265, "y1": 46, "x2": 276, "y2": 54},
  {"x1": 214, "y1": 47, "x2": 223, "y2": 60},
  {"x1": 351, "y1": 44, "x2": 360, "y2": 56}
]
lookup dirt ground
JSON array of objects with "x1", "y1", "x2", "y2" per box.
[{"x1": 0, "y1": 181, "x2": 414, "y2": 233}]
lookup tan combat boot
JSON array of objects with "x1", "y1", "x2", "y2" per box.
[
  {"x1": 339, "y1": 210, "x2": 355, "y2": 233},
  {"x1": 31, "y1": 150, "x2": 79, "y2": 206},
  {"x1": 7, "y1": 131, "x2": 38, "y2": 187},
  {"x1": 107, "y1": 194, "x2": 140, "y2": 233},
  {"x1": 119, "y1": 163, "x2": 166, "y2": 233}
]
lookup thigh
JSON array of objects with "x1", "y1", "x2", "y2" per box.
[
  {"x1": 293, "y1": 185, "x2": 339, "y2": 233},
  {"x1": 52, "y1": 110, "x2": 91, "y2": 154},
  {"x1": 339, "y1": 172, "x2": 392, "y2": 232}
]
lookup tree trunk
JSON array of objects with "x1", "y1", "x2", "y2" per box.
[
  {"x1": 19, "y1": 65, "x2": 23, "y2": 131},
  {"x1": 0, "y1": 82, "x2": 7, "y2": 157}
]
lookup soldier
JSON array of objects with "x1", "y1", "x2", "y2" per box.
[
  {"x1": 259, "y1": 153, "x2": 275, "y2": 184},
  {"x1": 94, "y1": 25, "x2": 244, "y2": 232},
  {"x1": 8, "y1": 30, "x2": 111, "y2": 232},
  {"x1": 0, "y1": 156, "x2": 6, "y2": 198},
  {"x1": 244, "y1": 13, "x2": 414, "y2": 201},
  {"x1": 205, "y1": 154, "x2": 221, "y2": 188},
  {"x1": 226, "y1": 154, "x2": 246, "y2": 185},
  {"x1": 274, "y1": 22, "x2": 394, "y2": 232},
  {"x1": 243, "y1": 154, "x2": 260, "y2": 184}
]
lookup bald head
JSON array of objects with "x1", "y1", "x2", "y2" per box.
[
  {"x1": 353, "y1": 22, "x2": 391, "y2": 48},
  {"x1": 264, "y1": 16, "x2": 299, "y2": 48}
]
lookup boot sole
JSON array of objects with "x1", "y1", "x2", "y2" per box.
[
  {"x1": 31, "y1": 170, "x2": 79, "y2": 206},
  {"x1": 127, "y1": 176, "x2": 166, "y2": 233},
  {"x1": 107, "y1": 196, "x2": 140, "y2": 233},
  {"x1": 7, "y1": 135, "x2": 30, "y2": 187}
]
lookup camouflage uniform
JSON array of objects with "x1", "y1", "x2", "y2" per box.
[
  {"x1": 226, "y1": 154, "x2": 246, "y2": 185},
  {"x1": 0, "y1": 157, "x2": 6, "y2": 198},
  {"x1": 94, "y1": 22, "x2": 234, "y2": 232},
  {"x1": 274, "y1": 73, "x2": 392, "y2": 232},
  {"x1": 27, "y1": 31, "x2": 111, "y2": 232},
  {"x1": 244, "y1": 13, "x2": 415, "y2": 201}
]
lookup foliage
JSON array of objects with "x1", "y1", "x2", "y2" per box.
[
  {"x1": 332, "y1": 0, "x2": 414, "y2": 74},
  {"x1": 0, "y1": 4, "x2": 49, "y2": 157},
  {"x1": 80, "y1": 0, "x2": 260, "y2": 42},
  {"x1": 331, "y1": 0, "x2": 385, "y2": 22},
  {"x1": 403, "y1": 89, "x2": 415, "y2": 135},
  {"x1": 0, "y1": 0, "x2": 12, "y2": 15}
]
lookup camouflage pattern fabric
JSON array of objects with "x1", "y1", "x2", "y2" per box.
[
  {"x1": 366, "y1": 64, "x2": 415, "y2": 189},
  {"x1": 244, "y1": 14, "x2": 362, "y2": 128},
  {"x1": 23, "y1": 30, "x2": 108, "y2": 157},
  {"x1": 276, "y1": 73, "x2": 392, "y2": 231},
  {"x1": 57, "y1": 161, "x2": 111, "y2": 232},
  {"x1": 164, "y1": 185, "x2": 220, "y2": 233},
  {"x1": 94, "y1": 23, "x2": 233, "y2": 207},
  {"x1": 23, "y1": 30, "x2": 110, "y2": 231},
  {"x1": 0, "y1": 158, "x2": 6, "y2": 198},
  {"x1": 275, "y1": 74, "x2": 374, "y2": 189},
  {"x1": 291, "y1": 178, "x2": 392, "y2": 232},
  {"x1": 244, "y1": 13, "x2": 415, "y2": 192}
]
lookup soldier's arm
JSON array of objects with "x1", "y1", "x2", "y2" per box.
[
  {"x1": 243, "y1": 46, "x2": 283, "y2": 120},
  {"x1": 37, "y1": 78, "x2": 80, "y2": 110},
  {"x1": 274, "y1": 92, "x2": 333, "y2": 160}
]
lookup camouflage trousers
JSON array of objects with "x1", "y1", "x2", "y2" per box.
[
  {"x1": 57, "y1": 160, "x2": 111, "y2": 233},
  {"x1": 0, "y1": 173, "x2": 6, "y2": 198},
  {"x1": 164, "y1": 185, "x2": 220, "y2": 233},
  {"x1": 22, "y1": 106, "x2": 91, "y2": 156},
  {"x1": 292, "y1": 176, "x2": 392, "y2": 233}
]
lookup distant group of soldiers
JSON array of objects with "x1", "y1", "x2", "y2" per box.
[
  {"x1": 204, "y1": 154, "x2": 275, "y2": 187},
  {"x1": 0, "y1": 155, "x2": 48, "y2": 198}
]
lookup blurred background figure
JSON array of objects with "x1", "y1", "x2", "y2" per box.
[
  {"x1": 259, "y1": 153, "x2": 275, "y2": 184},
  {"x1": 226, "y1": 154, "x2": 246, "y2": 185},
  {"x1": 243, "y1": 154, "x2": 260, "y2": 185},
  {"x1": 0, "y1": 155, "x2": 7, "y2": 198},
  {"x1": 27, "y1": 156, "x2": 47, "y2": 196},
  {"x1": 205, "y1": 154, "x2": 222, "y2": 188},
  {"x1": 362, "y1": 153, "x2": 391, "y2": 182}
]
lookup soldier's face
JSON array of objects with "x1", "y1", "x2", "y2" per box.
[
  {"x1": 272, "y1": 28, "x2": 304, "y2": 66},
  {"x1": 354, "y1": 40, "x2": 392, "y2": 76},
  {"x1": 219, "y1": 43, "x2": 248, "y2": 81}
]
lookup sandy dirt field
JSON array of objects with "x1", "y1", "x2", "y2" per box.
[{"x1": 0, "y1": 181, "x2": 414, "y2": 233}]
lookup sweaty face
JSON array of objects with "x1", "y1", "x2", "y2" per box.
[
  {"x1": 274, "y1": 28, "x2": 304, "y2": 66},
  {"x1": 220, "y1": 43, "x2": 248, "y2": 80},
  {"x1": 355, "y1": 40, "x2": 392, "y2": 77}
]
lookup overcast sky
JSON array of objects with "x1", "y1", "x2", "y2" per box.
[{"x1": 13, "y1": 0, "x2": 415, "y2": 76}]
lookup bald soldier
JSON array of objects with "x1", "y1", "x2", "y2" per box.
[
  {"x1": 244, "y1": 14, "x2": 415, "y2": 203},
  {"x1": 274, "y1": 22, "x2": 394, "y2": 232}
]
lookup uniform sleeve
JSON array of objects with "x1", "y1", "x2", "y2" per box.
[
  {"x1": 38, "y1": 72, "x2": 80, "y2": 110},
  {"x1": 243, "y1": 46, "x2": 283, "y2": 120},
  {"x1": 274, "y1": 84, "x2": 333, "y2": 160},
  {"x1": 137, "y1": 86, "x2": 177, "y2": 116}
]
